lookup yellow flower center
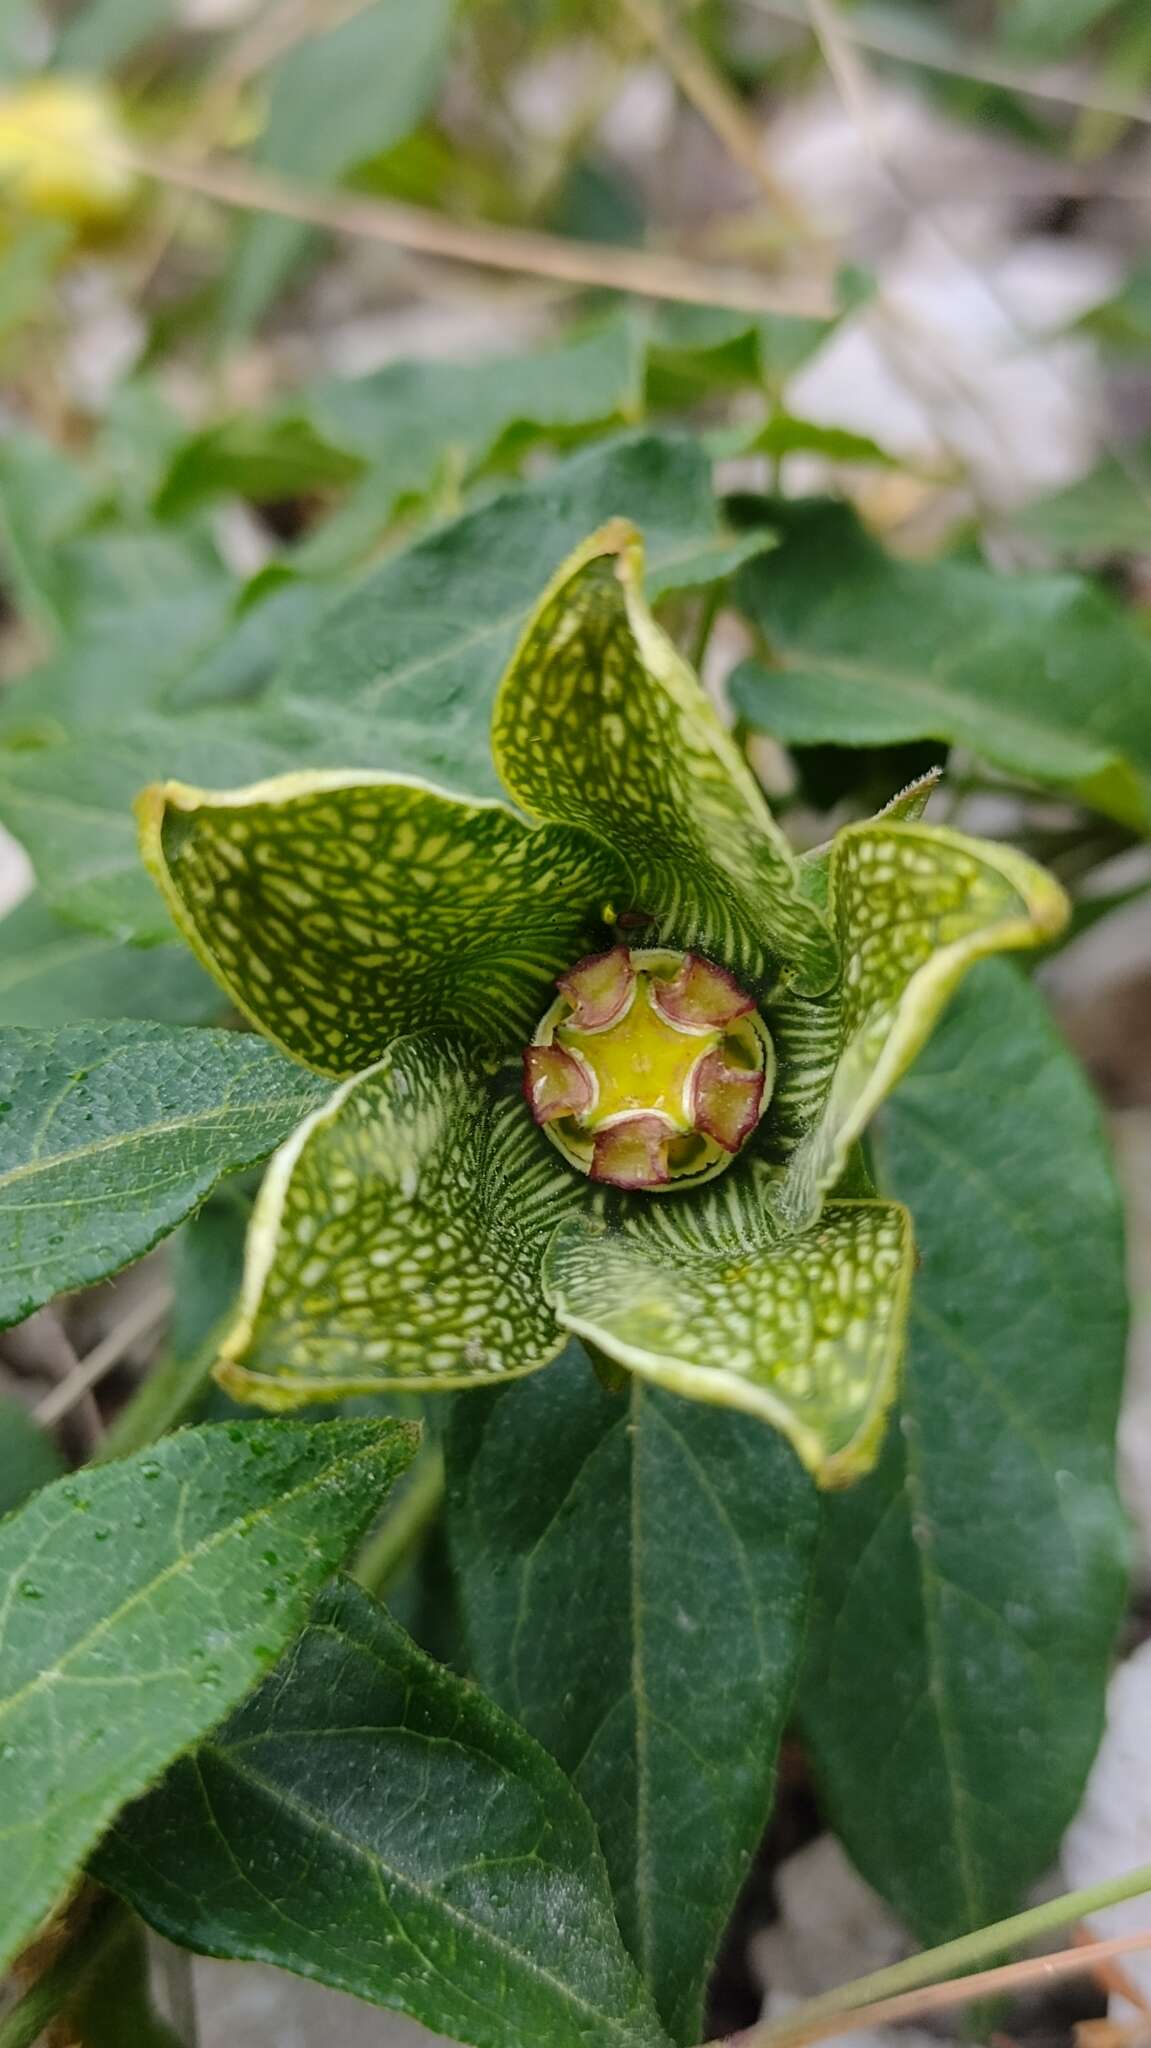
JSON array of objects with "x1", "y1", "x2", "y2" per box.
[{"x1": 523, "y1": 946, "x2": 775, "y2": 1192}]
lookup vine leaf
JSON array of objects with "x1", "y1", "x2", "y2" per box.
[
  {"x1": 799, "y1": 961, "x2": 1129, "y2": 1942},
  {"x1": 215, "y1": 1034, "x2": 581, "y2": 1409},
  {"x1": 0, "y1": 1021, "x2": 327, "y2": 1329},
  {"x1": 0, "y1": 1418, "x2": 418, "y2": 1976},
  {"x1": 447, "y1": 1346, "x2": 820, "y2": 2044},
  {"x1": 97, "y1": 1578, "x2": 672, "y2": 2048}
]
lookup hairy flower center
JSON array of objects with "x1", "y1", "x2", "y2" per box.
[{"x1": 523, "y1": 946, "x2": 774, "y2": 1192}]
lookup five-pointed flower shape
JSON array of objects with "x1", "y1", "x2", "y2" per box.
[{"x1": 138, "y1": 521, "x2": 1066, "y2": 1484}]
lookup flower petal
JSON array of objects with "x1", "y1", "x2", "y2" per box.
[
  {"x1": 773, "y1": 820, "x2": 1068, "y2": 1228},
  {"x1": 523, "y1": 1043, "x2": 593, "y2": 1123},
  {"x1": 591, "y1": 1116, "x2": 671, "y2": 1189},
  {"x1": 491, "y1": 521, "x2": 837, "y2": 996},
  {"x1": 557, "y1": 945, "x2": 634, "y2": 1030},
  {"x1": 542, "y1": 1198, "x2": 914, "y2": 1486},
  {"x1": 138, "y1": 772, "x2": 622, "y2": 1077},
  {"x1": 216, "y1": 1033, "x2": 583, "y2": 1407},
  {"x1": 691, "y1": 1049, "x2": 764, "y2": 1151},
  {"x1": 650, "y1": 952, "x2": 754, "y2": 1030}
]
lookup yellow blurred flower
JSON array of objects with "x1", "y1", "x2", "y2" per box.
[{"x1": 0, "y1": 78, "x2": 137, "y2": 225}]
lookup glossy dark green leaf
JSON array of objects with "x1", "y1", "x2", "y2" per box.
[
  {"x1": 0, "y1": 1393, "x2": 64, "y2": 1517},
  {"x1": 732, "y1": 498, "x2": 1151, "y2": 830},
  {"x1": 799, "y1": 960, "x2": 1128, "y2": 1943},
  {"x1": 98, "y1": 1578, "x2": 671, "y2": 2048},
  {"x1": 447, "y1": 1343, "x2": 819, "y2": 2043},
  {"x1": 274, "y1": 430, "x2": 776, "y2": 800},
  {"x1": 220, "y1": 0, "x2": 455, "y2": 338},
  {"x1": 0, "y1": 1020, "x2": 327, "y2": 1327},
  {"x1": 0, "y1": 894, "x2": 221, "y2": 1027},
  {"x1": 0, "y1": 1417, "x2": 418, "y2": 1975}
]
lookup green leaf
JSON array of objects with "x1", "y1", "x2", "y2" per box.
[
  {"x1": 543, "y1": 1199, "x2": 913, "y2": 1486},
  {"x1": 0, "y1": 1395, "x2": 64, "y2": 1517},
  {"x1": 0, "y1": 1416, "x2": 418, "y2": 1975},
  {"x1": 220, "y1": 0, "x2": 455, "y2": 339},
  {"x1": 0, "y1": 1021, "x2": 327, "y2": 1327},
  {"x1": 447, "y1": 1343, "x2": 820, "y2": 2041},
  {"x1": 1011, "y1": 448, "x2": 1151, "y2": 557},
  {"x1": 272, "y1": 432, "x2": 778, "y2": 802},
  {"x1": 52, "y1": 0, "x2": 172, "y2": 68},
  {"x1": 0, "y1": 436, "x2": 773, "y2": 946},
  {"x1": 0, "y1": 715, "x2": 299, "y2": 941},
  {"x1": 493, "y1": 520, "x2": 837, "y2": 994},
  {"x1": 998, "y1": 0, "x2": 1128, "y2": 58},
  {"x1": 732, "y1": 498, "x2": 1151, "y2": 831},
  {"x1": 1073, "y1": 259, "x2": 1151, "y2": 355},
  {"x1": 644, "y1": 304, "x2": 836, "y2": 407},
  {"x1": 154, "y1": 415, "x2": 364, "y2": 522},
  {"x1": 139, "y1": 770, "x2": 621, "y2": 1074},
  {"x1": 214, "y1": 1033, "x2": 580, "y2": 1409},
  {"x1": 97, "y1": 1578, "x2": 670, "y2": 2048},
  {"x1": 295, "y1": 315, "x2": 645, "y2": 572},
  {"x1": 0, "y1": 894, "x2": 221, "y2": 1027},
  {"x1": 774, "y1": 819, "x2": 1068, "y2": 1231},
  {"x1": 0, "y1": 428, "x2": 102, "y2": 635},
  {"x1": 799, "y1": 960, "x2": 1128, "y2": 1943}
]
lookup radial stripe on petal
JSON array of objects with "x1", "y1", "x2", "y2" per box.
[
  {"x1": 542, "y1": 1200, "x2": 914, "y2": 1486},
  {"x1": 491, "y1": 521, "x2": 838, "y2": 996},
  {"x1": 138, "y1": 771, "x2": 623, "y2": 1077},
  {"x1": 773, "y1": 820, "x2": 1068, "y2": 1230},
  {"x1": 216, "y1": 1033, "x2": 584, "y2": 1407}
]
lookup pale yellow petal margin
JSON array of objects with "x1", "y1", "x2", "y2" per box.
[
  {"x1": 775, "y1": 820, "x2": 1069, "y2": 1231},
  {"x1": 490, "y1": 518, "x2": 839, "y2": 995},
  {"x1": 542, "y1": 1200, "x2": 915, "y2": 1487},
  {"x1": 137, "y1": 769, "x2": 619, "y2": 1078}
]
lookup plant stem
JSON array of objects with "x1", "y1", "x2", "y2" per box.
[
  {"x1": 0, "y1": 1897, "x2": 127, "y2": 2048},
  {"x1": 743, "y1": 1926, "x2": 1151, "y2": 2048},
  {"x1": 353, "y1": 1443, "x2": 445, "y2": 1599},
  {"x1": 720, "y1": 1861, "x2": 1151, "y2": 2048}
]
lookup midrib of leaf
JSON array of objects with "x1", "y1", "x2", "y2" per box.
[
  {"x1": 897, "y1": 1339, "x2": 983, "y2": 1931},
  {"x1": 0, "y1": 1088, "x2": 312, "y2": 1191},
  {"x1": 629, "y1": 1377, "x2": 655, "y2": 1990},
  {"x1": 0, "y1": 1447, "x2": 372, "y2": 1727},
  {"x1": 770, "y1": 639, "x2": 1123, "y2": 765},
  {"x1": 0, "y1": 931, "x2": 107, "y2": 992},
  {"x1": 189, "y1": 1731, "x2": 654, "y2": 2042}
]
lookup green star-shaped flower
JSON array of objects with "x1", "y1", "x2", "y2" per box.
[{"x1": 138, "y1": 521, "x2": 1066, "y2": 1485}]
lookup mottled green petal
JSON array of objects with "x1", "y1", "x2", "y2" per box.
[
  {"x1": 217, "y1": 1033, "x2": 583, "y2": 1408},
  {"x1": 543, "y1": 1199, "x2": 914, "y2": 1486},
  {"x1": 775, "y1": 820, "x2": 1068, "y2": 1229},
  {"x1": 492, "y1": 521, "x2": 837, "y2": 995},
  {"x1": 139, "y1": 772, "x2": 620, "y2": 1077}
]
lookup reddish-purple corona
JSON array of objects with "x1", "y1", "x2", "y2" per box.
[{"x1": 523, "y1": 946, "x2": 774, "y2": 1192}]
